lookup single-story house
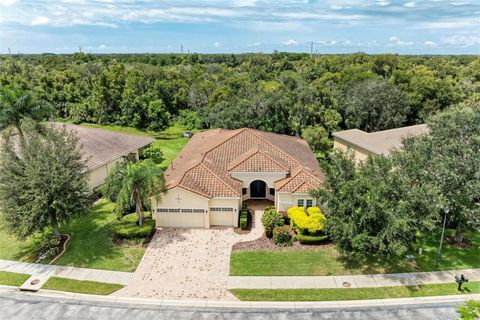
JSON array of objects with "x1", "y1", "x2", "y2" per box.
[
  {"x1": 50, "y1": 123, "x2": 154, "y2": 189},
  {"x1": 151, "y1": 128, "x2": 324, "y2": 228},
  {"x1": 332, "y1": 124, "x2": 429, "y2": 163}
]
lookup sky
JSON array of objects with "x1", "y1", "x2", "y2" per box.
[{"x1": 0, "y1": 0, "x2": 479, "y2": 55}]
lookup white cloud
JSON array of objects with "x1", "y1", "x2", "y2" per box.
[
  {"x1": 31, "y1": 16, "x2": 50, "y2": 26},
  {"x1": 424, "y1": 40, "x2": 437, "y2": 46},
  {"x1": 376, "y1": 1, "x2": 389, "y2": 6},
  {"x1": 213, "y1": 41, "x2": 221, "y2": 47},
  {"x1": 389, "y1": 36, "x2": 414, "y2": 46},
  {"x1": 443, "y1": 34, "x2": 480, "y2": 47},
  {"x1": 404, "y1": 1, "x2": 416, "y2": 7},
  {"x1": 0, "y1": 0, "x2": 16, "y2": 6},
  {"x1": 282, "y1": 39, "x2": 298, "y2": 46},
  {"x1": 247, "y1": 42, "x2": 261, "y2": 47},
  {"x1": 99, "y1": 44, "x2": 107, "y2": 49}
]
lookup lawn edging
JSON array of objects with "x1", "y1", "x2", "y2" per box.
[
  {"x1": 230, "y1": 281, "x2": 480, "y2": 301},
  {"x1": 41, "y1": 277, "x2": 124, "y2": 295}
]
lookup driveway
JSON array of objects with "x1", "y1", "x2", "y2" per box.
[{"x1": 114, "y1": 209, "x2": 263, "y2": 300}]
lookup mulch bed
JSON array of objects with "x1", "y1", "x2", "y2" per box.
[{"x1": 232, "y1": 234, "x2": 334, "y2": 252}]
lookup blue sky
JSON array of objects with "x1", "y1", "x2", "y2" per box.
[{"x1": 1, "y1": 0, "x2": 479, "y2": 54}]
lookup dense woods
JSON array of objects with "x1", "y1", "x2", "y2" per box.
[{"x1": 1, "y1": 53, "x2": 479, "y2": 138}]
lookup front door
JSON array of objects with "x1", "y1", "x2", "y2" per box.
[{"x1": 250, "y1": 180, "x2": 266, "y2": 198}]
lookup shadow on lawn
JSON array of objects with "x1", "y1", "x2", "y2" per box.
[
  {"x1": 53, "y1": 200, "x2": 143, "y2": 271},
  {"x1": 336, "y1": 253, "x2": 416, "y2": 275}
]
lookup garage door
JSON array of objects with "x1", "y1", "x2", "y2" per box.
[
  {"x1": 156, "y1": 208, "x2": 206, "y2": 228},
  {"x1": 210, "y1": 207, "x2": 234, "y2": 226}
]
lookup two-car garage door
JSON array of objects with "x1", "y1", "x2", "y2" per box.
[
  {"x1": 156, "y1": 207, "x2": 235, "y2": 227},
  {"x1": 156, "y1": 208, "x2": 206, "y2": 228}
]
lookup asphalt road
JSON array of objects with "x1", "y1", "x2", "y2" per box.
[{"x1": 0, "y1": 292, "x2": 461, "y2": 320}]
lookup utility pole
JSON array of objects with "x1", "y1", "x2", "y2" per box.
[
  {"x1": 310, "y1": 41, "x2": 313, "y2": 56},
  {"x1": 79, "y1": 46, "x2": 82, "y2": 53},
  {"x1": 8, "y1": 47, "x2": 11, "y2": 55},
  {"x1": 181, "y1": 44, "x2": 183, "y2": 54}
]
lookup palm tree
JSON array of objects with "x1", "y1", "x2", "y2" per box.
[
  {"x1": 116, "y1": 160, "x2": 165, "y2": 225},
  {"x1": 0, "y1": 86, "x2": 49, "y2": 141}
]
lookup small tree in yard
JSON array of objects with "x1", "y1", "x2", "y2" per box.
[
  {"x1": 261, "y1": 206, "x2": 284, "y2": 238},
  {"x1": 0, "y1": 121, "x2": 90, "y2": 239},
  {"x1": 115, "y1": 160, "x2": 165, "y2": 225}
]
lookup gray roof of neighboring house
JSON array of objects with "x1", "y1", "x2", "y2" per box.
[
  {"x1": 333, "y1": 124, "x2": 430, "y2": 156},
  {"x1": 49, "y1": 123, "x2": 154, "y2": 170}
]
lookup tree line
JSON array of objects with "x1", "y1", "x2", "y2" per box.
[{"x1": 1, "y1": 53, "x2": 479, "y2": 145}]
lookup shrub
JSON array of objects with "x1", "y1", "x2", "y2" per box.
[
  {"x1": 141, "y1": 144, "x2": 164, "y2": 164},
  {"x1": 113, "y1": 213, "x2": 156, "y2": 240},
  {"x1": 457, "y1": 300, "x2": 480, "y2": 320},
  {"x1": 273, "y1": 226, "x2": 292, "y2": 246},
  {"x1": 38, "y1": 232, "x2": 61, "y2": 259},
  {"x1": 297, "y1": 233, "x2": 329, "y2": 245},
  {"x1": 239, "y1": 204, "x2": 249, "y2": 230},
  {"x1": 261, "y1": 206, "x2": 284, "y2": 238},
  {"x1": 288, "y1": 206, "x2": 326, "y2": 235}
]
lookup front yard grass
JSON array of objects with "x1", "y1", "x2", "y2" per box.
[
  {"x1": 52, "y1": 199, "x2": 146, "y2": 272},
  {"x1": 0, "y1": 271, "x2": 30, "y2": 286},
  {"x1": 230, "y1": 230, "x2": 480, "y2": 276},
  {"x1": 231, "y1": 281, "x2": 480, "y2": 301},
  {"x1": 42, "y1": 277, "x2": 123, "y2": 295}
]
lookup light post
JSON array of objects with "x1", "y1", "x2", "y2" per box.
[{"x1": 436, "y1": 207, "x2": 450, "y2": 266}]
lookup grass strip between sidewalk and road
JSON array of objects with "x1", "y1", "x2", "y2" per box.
[
  {"x1": 230, "y1": 281, "x2": 480, "y2": 301},
  {"x1": 0, "y1": 271, "x2": 30, "y2": 287},
  {"x1": 42, "y1": 277, "x2": 124, "y2": 295}
]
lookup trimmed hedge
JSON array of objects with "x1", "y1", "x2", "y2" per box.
[
  {"x1": 113, "y1": 213, "x2": 156, "y2": 239},
  {"x1": 297, "y1": 233, "x2": 329, "y2": 245},
  {"x1": 240, "y1": 204, "x2": 248, "y2": 230},
  {"x1": 273, "y1": 226, "x2": 292, "y2": 246},
  {"x1": 262, "y1": 206, "x2": 284, "y2": 238}
]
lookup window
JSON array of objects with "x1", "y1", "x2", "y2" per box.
[
  {"x1": 347, "y1": 146, "x2": 353, "y2": 155},
  {"x1": 306, "y1": 199, "x2": 313, "y2": 208},
  {"x1": 297, "y1": 199, "x2": 304, "y2": 207},
  {"x1": 242, "y1": 188, "x2": 247, "y2": 195},
  {"x1": 269, "y1": 188, "x2": 275, "y2": 196},
  {"x1": 210, "y1": 207, "x2": 234, "y2": 212}
]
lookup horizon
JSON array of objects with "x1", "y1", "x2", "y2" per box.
[{"x1": 1, "y1": 0, "x2": 480, "y2": 55}]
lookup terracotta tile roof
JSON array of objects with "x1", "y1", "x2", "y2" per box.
[
  {"x1": 49, "y1": 123, "x2": 154, "y2": 170},
  {"x1": 275, "y1": 166, "x2": 324, "y2": 193},
  {"x1": 228, "y1": 146, "x2": 289, "y2": 173},
  {"x1": 333, "y1": 124, "x2": 429, "y2": 156},
  {"x1": 164, "y1": 128, "x2": 324, "y2": 198}
]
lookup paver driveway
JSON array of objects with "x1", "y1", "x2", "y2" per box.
[{"x1": 114, "y1": 210, "x2": 263, "y2": 300}]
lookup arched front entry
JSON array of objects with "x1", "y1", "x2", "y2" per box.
[{"x1": 250, "y1": 180, "x2": 267, "y2": 198}]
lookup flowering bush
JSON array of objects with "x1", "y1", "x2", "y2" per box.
[{"x1": 288, "y1": 206, "x2": 326, "y2": 235}]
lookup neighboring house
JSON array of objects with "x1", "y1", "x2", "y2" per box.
[
  {"x1": 151, "y1": 128, "x2": 324, "y2": 228},
  {"x1": 332, "y1": 124, "x2": 429, "y2": 163},
  {"x1": 49, "y1": 123, "x2": 154, "y2": 189}
]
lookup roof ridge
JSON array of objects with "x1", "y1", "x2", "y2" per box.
[
  {"x1": 228, "y1": 146, "x2": 289, "y2": 172},
  {"x1": 201, "y1": 128, "x2": 246, "y2": 162},
  {"x1": 290, "y1": 181, "x2": 316, "y2": 193},
  {"x1": 245, "y1": 128, "x2": 300, "y2": 167},
  {"x1": 275, "y1": 165, "x2": 304, "y2": 190}
]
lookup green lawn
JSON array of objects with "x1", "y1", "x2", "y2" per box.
[
  {"x1": 231, "y1": 281, "x2": 480, "y2": 301},
  {"x1": 0, "y1": 224, "x2": 42, "y2": 261},
  {"x1": 231, "y1": 230, "x2": 480, "y2": 276},
  {"x1": 52, "y1": 199, "x2": 145, "y2": 272},
  {"x1": 79, "y1": 122, "x2": 190, "y2": 170},
  {"x1": 42, "y1": 277, "x2": 123, "y2": 295},
  {"x1": 0, "y1": 271, "x2": 30, "y2": 286}
]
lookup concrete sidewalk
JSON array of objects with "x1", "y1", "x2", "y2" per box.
[
  {"x1": 0, "y1": 259, "x2": 133, "y2": 286},
  {"x1": 227, "y1": 268, "x2": 480, "y2": 289}
]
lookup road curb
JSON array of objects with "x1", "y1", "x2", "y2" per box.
[{"x1": 0, "y1": 285, "x2": 478, "y2": 311}]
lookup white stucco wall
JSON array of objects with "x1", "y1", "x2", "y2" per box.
[{"x1": 230, "y1": 172, "x2": 287, "y2": 188}]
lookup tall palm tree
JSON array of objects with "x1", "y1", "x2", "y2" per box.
[
  {"x1": 0, "y1": 86, "x2": 49, "y2": 141},
  {"x1": 116, "y1": 160, "x2": 165, "y2": 225}
]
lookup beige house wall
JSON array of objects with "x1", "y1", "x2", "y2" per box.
[
  {"x1": 333, "y1": 139, "x2": 371, "y2": 163},
  {"x1": 87, "y1": 151, "x2": 138, "y2": 190},
  {"x1": 276, "y1": 192, "x2": 317, "y2": 212},
  {"x1": 152, "y1": 187, "x2": 241, "y2": 228}
]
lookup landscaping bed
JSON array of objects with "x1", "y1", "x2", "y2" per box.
[
  {"x1": 42, "y1": 277, "x2": 124, "y2": 295},
  {"x1": 230, "y1": 281, "x2": 480, "y2": 301},
  {"x1": 233, "y1": 235, "x2": 332, "y2": 252}
]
